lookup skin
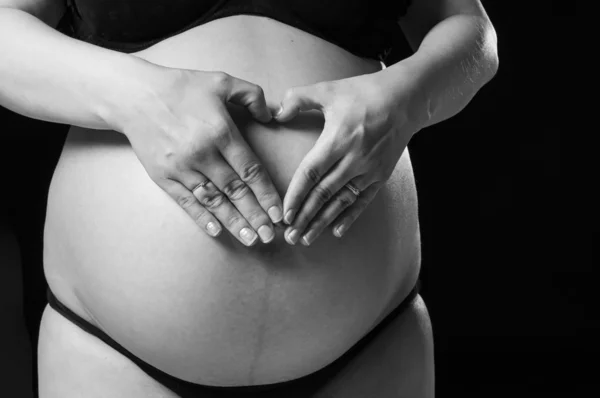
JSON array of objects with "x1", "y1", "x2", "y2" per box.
[
  {"x1": 39, "y1": 14, "x2": 423, "y2": 384},
  {"x1": 0, "y1": 2, "x2": 284, "y2": 248},
  {"x1": 38, "y1": 292, "x2": 434, "y2": 397},
  {"x1": 0, "y1": 0, "x2": 497, "y2": 247},
  {"x1": 37, "y1": 13, "x2": 424, "y2": 395},
  {"x1": 275, "y1": 71, "x2": 420, "y2": 246},
  {"x1": 278, "y1": 0, "x2": 498, "y2": 246},
  {"x1": 0, "y1": 0, "x2": 497, "y2": 397},
  {"x1": 119, "y1": 68, "x2": 284, "y2": 246}
]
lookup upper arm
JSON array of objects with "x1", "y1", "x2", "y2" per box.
[
  {"x1": 0, "y1": 0, "x2": 67, "y2": 27},
  {"x1": 398, "y1": 0, "x2": 492, "y2": 52}
]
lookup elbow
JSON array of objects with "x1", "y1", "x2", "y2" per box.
[
  {"x1": 478, "y1": 18, "x2": 500, "y2": 86},
  {"x1": 484, "y1": 49, "x2": 499, "y2": 86},
  {"x1": 472, "y1": 48, "x2": 498, "y2": 99}
]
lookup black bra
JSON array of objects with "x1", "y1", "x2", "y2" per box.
[{"x1": 59, "y1": 0, "x2": 413, "y2": 62}]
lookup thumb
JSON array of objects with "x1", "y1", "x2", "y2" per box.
[
  {"x1": 224, "y1": 74, "x2": 273, "y2": 123},
  {"x1": 274, "y1": 83, "x2": 329, "y2": 122}
]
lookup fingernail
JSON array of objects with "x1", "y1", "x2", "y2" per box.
[
  {"x1": 240, "y1": 228, "x2": 258, "y2": 246},
  {"x1": 258, "y1": 225, "x2": 274, "y2": 243},
  {"x1": 334, "y1": 225, "x2": 346, "y2": 238},
  {"x1": 275, "y1": 106, "x2": 283, "y2": 118},
  {"x1": 285, "y1": 229, "x2": 299, "y2": 245},
  {"x1": 284, "y1": 209, "x2": 296, "y2": 225},
  {"x1": 302, "y1": 230, "x2": 316, "y2": 246},
  {"x1": 207, "y1": 222, "x2": 221, "y2": 237},
  {"x1": 268, "y1": 206, "x2": 283, "y2": 223}
]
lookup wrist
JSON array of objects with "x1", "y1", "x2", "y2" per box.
[
  {"x1": 377, "y1": 58, "x2": 433, "y2": 131},
  {"x1": 95, "y1": 54, "x2": 176, "y2": 133}
]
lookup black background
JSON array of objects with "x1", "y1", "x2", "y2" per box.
[{"x1": 0, "y1": 1, "x2": 588, "y2": 396}]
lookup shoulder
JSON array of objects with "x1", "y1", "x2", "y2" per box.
[{"x1": 0, "y1": 0, "x2": 67, "y2": 27}]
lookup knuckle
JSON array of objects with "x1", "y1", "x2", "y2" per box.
[
  {"x1": 222, "y1": 179, "x2": 250, "y2": 200},
  {"x1": 316, "y1": 81, "x2": 336, "y2": 96},
  {"x1": 353, "y1": 124, "x2": 367, "y2": 138},
  {"x1": 321, "y1": 142, "x2": 338, "y2": 159},
  {"x1": 211, "y1": 71, "x2": 231, "y2": 88},
  {"x1": 226, "y1": 215, "x2": 243, "y2": 228},
  {"x1": 240, "y1": 162, "x2": 265, "y2": 185},
  {"x1": 338, "y1": 193, "x2": 356, "y2": 209},
  {"x1": 252, "y1": 84, "x2": 265, "y2": 100},
  {"x1": 176, "y1": 193, "x2": 198, "y2": 210},
  {"x1": 282, "y1": 87, "x2": 298, "y2": 102},
  {"x1": 152, "y1": 150, "x2": 181, "y2": 178},
  {"x1": 148, "y1": 166, "x2": 169, "y2": 182},
  {"x1": 244, "y1": 210, "x2": 265, "y2": 226},
  {"x1": 172, "y1": 158, "x2": 189, "y2": 174},
  {"x1": 200, "y1": 191, "x2": 227, "y2": 210},
  {"x1": 304, "y1": 167, "x2": 321, "y2": 184},
  {"x1": 210, "y1": 123, "x2": 232, "y2": 148},
  {"x1": 193, "y1": 210, "x2": 208, "y2": 226},
  {"x1": 313, "y1": 184, "x2": 333, "y2": 204}
]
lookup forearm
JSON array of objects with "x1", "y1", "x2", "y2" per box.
[
  {"x1": 383, "y1": 13, "x2": 499, "y2": 129},
  {"x1": 0, "y1": 8, "x2": 163, "y2": 131}
]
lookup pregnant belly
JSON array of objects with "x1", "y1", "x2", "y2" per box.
[{"x1": 43, "y1": 15, "x2": 421, "y2": 385}]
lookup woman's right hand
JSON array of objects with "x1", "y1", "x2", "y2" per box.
[{"x1": 111, "y1": 67, "x2": 283, "y2": 246}]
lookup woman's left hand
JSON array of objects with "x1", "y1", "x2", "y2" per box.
[{"x1": 274, "y1": 68, "x2": 427, "y2": 246}]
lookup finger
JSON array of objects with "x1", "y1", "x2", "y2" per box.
[
  {"x1": 284, "y1": 156, "x2": 358, "y2": 244},
  {"x1": 331, "y1": 182, "x2": 383, "y2": 238},
  {"x1": 177, "y1": 169, "x2": 261, "y2": 247},
  {"x1": 216, "y1": 113, "x2": 284, "y2": 226},
  {"x1": 297, "y1": 181, "x2": 360, "y2": 246},
  {"x1": 282, "y1": 123, "x2": 345, "y2": 226},
  {"x1": 162, "y1": 179, "x2": 222, "y2": 237},
  {"x1": 186, "y1": 171, "x2": 263, "y2": 246},
  {"x1": 274, "y1": 82, "x2": 331, "y2": 122},
  {"x1": 223, "y1": 74, "x2": 273, "y2": 123},
  {"x1": 200, "y1": 154, "x2": 276, "y2": 245}
]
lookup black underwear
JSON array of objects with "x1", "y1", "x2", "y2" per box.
[{"x1": 47, "y1": 280, "x2": 420, "y2": 397}]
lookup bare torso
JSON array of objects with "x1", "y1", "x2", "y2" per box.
[{"x1": 42, "y1": 15, "x2": 421, "y2": 387}]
